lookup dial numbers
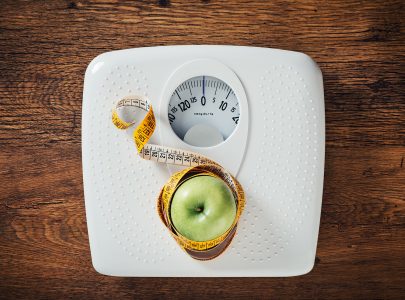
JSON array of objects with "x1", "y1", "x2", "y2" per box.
[{"x1": 168, "y1": 76, "x2": 240, "y2": 147}]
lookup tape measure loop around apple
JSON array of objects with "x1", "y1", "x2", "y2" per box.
[{"x1": 112, "y1": 95, "x2": 245, "y2": 260}]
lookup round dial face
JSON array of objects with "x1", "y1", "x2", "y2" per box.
[{"x1": 168, "y1": 76, "x2": 240, "y2": 147}]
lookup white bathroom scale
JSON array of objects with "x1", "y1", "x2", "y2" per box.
[{"x1": 82, "y1": 45, "x2": 325, "y2": 277}]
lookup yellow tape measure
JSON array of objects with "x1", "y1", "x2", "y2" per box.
[{"x1": 112, "y1": 95, "x2": 245, "y2": 260}]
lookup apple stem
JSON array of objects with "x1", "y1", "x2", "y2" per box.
[{"x1": 195, "y1": 207, "x2": 203, "y2": 212}]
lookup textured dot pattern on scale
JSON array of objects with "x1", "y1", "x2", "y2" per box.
[
  {"x1": 228, "y1": 64, "x2": 318, "y2": 263},
  {"x1": 88, "y1": 63, "x2": 318, "y2": 265},
  {"x1": 88, "y1": 64, "x2": 177, "y2": 264}
]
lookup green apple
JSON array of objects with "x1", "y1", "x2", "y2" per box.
[{"x1": 170, "y1": 175, "x2": 236, "y2": 242}]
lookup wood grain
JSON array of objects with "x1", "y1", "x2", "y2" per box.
[{"x1": 0, "y1": 0, "x2": 404, "y2": 299}]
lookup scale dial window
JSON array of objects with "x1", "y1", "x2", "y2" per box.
[{"x1": 168, "y1": 76, "x2": 240, "y2": 147}]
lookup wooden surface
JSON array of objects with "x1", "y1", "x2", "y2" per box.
[{"x1": 0, "y1": 0, "x2": 404, "y2": 299}]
